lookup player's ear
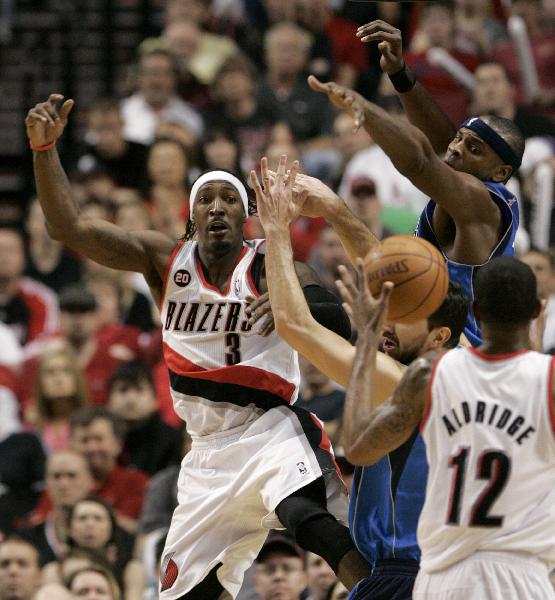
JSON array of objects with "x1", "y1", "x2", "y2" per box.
[
  {"x1": 491, "y1": 163, "x2": 512, "y2": 183},
  {"x1": 428, "y1": 326, "x2": 450, "y2": 349},
  {"x1": 532, "y1": 299, "x2": 542, "y2": 320}
]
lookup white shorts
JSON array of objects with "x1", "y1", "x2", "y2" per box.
[
  {"x1": 159, "y1": 405, "x2": 348, "y2": 600},
  {"x1": 413, "y1": 551, "x2": 555, "y2": 600}
]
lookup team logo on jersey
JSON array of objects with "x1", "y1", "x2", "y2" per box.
[
  {"x1": 234, "y1": 277, "x2": 241, "y2": 296},
  {"x1": 296, "y1": 461, "x2": 308, "y2": 475},
  {"x1": 160, "y1": 551, "x2": 179, "y2": 591},
  {"x1": 174, "y1": 269, "x2": 191, "y2": 287}
]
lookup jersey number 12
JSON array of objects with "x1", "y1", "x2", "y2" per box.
[{"x1": 446, "y1": 446, "x2": 511, "y2": 527}]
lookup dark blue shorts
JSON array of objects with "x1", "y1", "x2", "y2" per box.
[{"x1": 349, "y1": 559, "x2": 419, "y2": 600}]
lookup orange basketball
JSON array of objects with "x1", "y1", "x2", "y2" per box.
[{"x1": 365, "y1": 235, "x2": 449, "y2": 324}]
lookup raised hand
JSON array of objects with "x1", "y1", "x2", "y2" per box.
[
  {"x1": 307, "y1": 75, "x2": 366, "y2": 130},
  {"x1": 336, "y1": 258, "x2": 393, "y2": 337},
  {"x1": 356, "y1": 20, "x2": 404, "y2": 75},
  {"x1": 250, "y1": 155, "x2": 308, "y2": 232},
  {"x1": 25, "y1": 93, "x2": 74, "y2": 149},
  {"x1": 245, "y1": 292, "x2": 275, "y2": 337}
]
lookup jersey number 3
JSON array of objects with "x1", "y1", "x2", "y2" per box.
[
  {"x1": 225, "y1": 333, "x2": 241, "y2": 366},
  {"x1": 446, "y1": 446, "x2": 511, "y2": 527}
]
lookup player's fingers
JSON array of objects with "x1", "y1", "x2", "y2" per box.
[
  {"x1": 48, "y1": 93, "x2": 64, "y2": 104},
  {"x1": 359, "y1": 30, "x2": 400, "y2": 44},
  {"x1": 250, "y1": 170, "x2": 264, "y2": 199},
  {"x1": 34, "y1": 106, "x2": 56, "y2": 125},
  {"x1": 342, "y1": 302, "x2": 354, "y2": 322},
  {"x1": 261, "y1": 157, "x2": 271, "y2": 191},
  {"x1": 260, "y1": 315, "x2": 275, "y2": 337},
  {"x1": 276, "y1": 154, "x2": 287, "y2": 181},
  {"x1": 245, "y1": 293, "x2": 270, "y2": 317},
  {"x1": 379, "y1": 281, "x2": 394, "y2": 306},
  {"x1": 337, "y1": 265, "x2": 357, "y2": 295},
  {"x1": 25, "y1": 108, "x2": 48, "y2": 125},
  {"x1": 287, "y1": 160, "x2": 300, "y2": 192},
  {"x1": 307, "y1": 74, "x2": 332, "y2": 95},
  {"x1": 59, "y1": 99, "x2": 74, "y2": 121},
  {"x1": 357, "y1": 20, "x2": 399, "y2": 36},
  {"x1": 336, "y1": 280, "x2": 353, "y2": 307}
]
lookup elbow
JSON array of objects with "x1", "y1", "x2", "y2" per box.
[
  {"x1": 342, "y1": 440, "x2": 381, "y2": 467},
  {"x1": 45, "y1": 221, "x2": 65, "y2": 242}
]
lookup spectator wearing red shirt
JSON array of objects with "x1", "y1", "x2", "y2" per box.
[
  {"x1": 70, "y1": 407, "x2": 148, "y2": 534},
  {"x1": 0, "y1": 228, "x2": 59, "y2": 348},
  {"x1": 404, "y1": 1, "x2": 481, "y2": 125}
]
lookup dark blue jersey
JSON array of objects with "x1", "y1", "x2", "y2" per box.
[
  {"x1": 415, "y1": 181, "x2": 519, "y2": 346},
  {"x1": 349, "y1": 430, "x2": 426, "y2": 563}
]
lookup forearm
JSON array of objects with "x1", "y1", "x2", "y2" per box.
[
  {"x1": 398, "y1": 81, "x2": 457, "y2": 155},
  {"x1": 361, "y1": 99, "x2": 435, "y2": 180},
  {"x1": 327, "y1": 202, "x2": 380, "y2": 265},
  {"x1": 33, "y1": 148, "x2": 80, "y2": 239}
]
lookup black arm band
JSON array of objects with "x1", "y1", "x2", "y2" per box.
[
  {"x1": 302, "y1": 285, "x2": 351, "y2": 341},
  {"x1": 388, "y1": 63, "x2": 416, "y2": 94}
]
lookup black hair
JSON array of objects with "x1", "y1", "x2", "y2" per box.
[
  {"x1": 480, "y1": 114, "x2": 525, "y2": 172},
  {"x1": 108, "y1": 361, "x2": 155, "y2": 395},
  {"x1": 427, "y1": 281, "x2": 469, "y2": 348},
  {"x1": 474, "y1": 256, "x2": 538, "y2": 324},
  {"x1": 182, "y1": 168, "x2": 257, "y2": 241},
  {"x1": 70, "y1": 406, "x2": 125, "y2": 441}
]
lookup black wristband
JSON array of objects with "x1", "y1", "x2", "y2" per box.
[{"x1": 388, "y1": 63, "x2": 416, "y2": 94}]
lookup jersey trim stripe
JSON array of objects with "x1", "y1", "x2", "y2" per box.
[
  {"x1": 468, "y1": 347, "x2": 530, "y2": 361},
  {"x1": 548, "y1": 355, "x2": 555, "y2": 436},
  {"x1": 195, "y1": 245, "x2": 249, "y2": 296},
  {"x1": 164, "y1": 343, "x2": 297, "y2": 401},
  {"x1": 420, "y1": 351, "x2": 446, "y2": 432},
  {"x1": 160, "y1": 241, "x2": 185, "y2": 309}
]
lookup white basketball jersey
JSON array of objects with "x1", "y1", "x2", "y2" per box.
[
  {"x1": 418, "y1": 347, "x2": 555, "y2": 573},
  {"x1": 161, "y1": 239, "x2": 300, "y2": 438}
]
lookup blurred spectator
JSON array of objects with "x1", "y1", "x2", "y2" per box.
[
  {"x1": 254, "y1": 536, "x2": 307, "y2": 600},
  {"x1": 329, "y1": 112, "x2": 373, "y2": 190},
  {"x1": 146, "y1": 138, "x2": 190, "y2": 239},
  {"x1": 0, "y1": 538, "x2": 42, "y2": 600},
  {"x1": 138, "y1": 425, "x2": 191, "y2": 535},
  {"x1": 305, "y1": 552, "x2": 336, "y2": 600},
  {"x1": 296, "y1": 0, "x2": 369, "y2": 88},
  {"x1": 308, "y1": 223, "x2": 350, "y2": 295},
  {"x1": 345, "y1": 177, "x2": 394, "y2": 241},
  {"x1": 199, "y1": 125, "x2": 243, "y2": 174},
  {"x1": 57, "y1": 283, "x2": 144, "y2": 405},
  {"x1": 258, "y1": 22, "x2": 334, "y2": 144},
  {"x1": 471, "y1": 62, "x2": 555, "y2": 139},
  {"x1": 210, "y1": 53, "x2": 285, "y2": 173},
  {"x1": 0, "y1": 227, "x2": 59, "y2": 348},
  {"x1": 24, "y1": 199, "x2": 82, "y2": 294},
  {"x1": 70, "y1": 407, "x2": 148, "y2": 533},
  {"x1": 47, "y1": 547, "x2": 112, "y2": 588},
  {"x1": 20, "y1": 450, "x2": 94, "y2": 565},
  {"x1": 35, "y1": 583, "x2": 72, "y2": 600},
  {"x1": 67, "y1": 498, "x2": 142, "y2": 597},
  {"x1": 107, "y1": 362, "x2": 180, "y2": 476},
  {"x1": 30, "y1": 348, "x2": 89, "y2": 453},
  {"x1": 325, "y1": 580, "x2": 349, "y2": 600},
  {"x1": 405, "y1": 1, "x2": 481, "y2": 124},
  {"x1": 454, "y1": 0, "x2": 507, "y2": 57},
  {"x1": 296, "y1": 356, "x2": 344, "y2": 447},
  {"x1": 75, "y1": 99, "x2": 149, "y2": 192},
  {"x1": 161, "y1": 18, "x2": 214, "y2": 111},
  {"x1": 68, "y1": 565, "x2": 121, "y2": 600},
  {"x1": 520, "y1": 248, "x2": 555, "y2": 352},
  {"x1": 0, "y1": 430, "x2": 44, "y2": 535},
  {"x1": 162, "y1": 15, "x2": 238, "y2": 89},
  {"x1": 121, "y1": 48, "x2": 203, "y2": 146},
  {"x1": 491, "y1": 0, "x2": 555, "y2": 119}
]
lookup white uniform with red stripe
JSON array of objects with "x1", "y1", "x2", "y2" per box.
[
  {"x1": 159, "y1": 239, "x2": 347, "y2": 600},
  {"x1": 414, "y1": 347, "x2": 555, "y2": 600}
]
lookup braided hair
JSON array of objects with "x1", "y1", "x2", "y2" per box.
[{"x1": 182, "y1": 168, "x2": 257, "y2": 241}]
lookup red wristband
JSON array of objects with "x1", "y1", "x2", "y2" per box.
[{"x1": 30, "y1": 140, "x2": 56, "y2": 152}]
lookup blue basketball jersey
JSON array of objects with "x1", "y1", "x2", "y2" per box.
[
  {"x1": 349, "y1": 430, "x2": 427, "y2": 563},
  {"x1": 415, "y1": 181, "x2": 519, "y2": 346}
]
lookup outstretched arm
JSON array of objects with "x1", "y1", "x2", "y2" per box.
[
  {"x1": 341, "y1": 270, "x2": 431, "y2": 465},
  {"x1": 357, "y1": 19, "x2": 457, "y2": 154},
  {"x1": 27, "y1": 95, "x2": 173, "y2": 297},
  {"x1": 308, "y1": 77, "x2": 498, "y2": 230}
]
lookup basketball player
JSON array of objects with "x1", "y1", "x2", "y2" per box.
[
  {"x1": 342, "y1": 255, "x2": 555, "y2": 599},
  {"x1": 25, "y1": 96, "x2": 371, "y2": 600},
  {"x1": 250, "y1": 155, "x2": 468, "y2": 599},
  {"x1": 309, "y1": 19, "x2": 524, "y2": 346}
]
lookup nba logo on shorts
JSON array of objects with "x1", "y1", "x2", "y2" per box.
[
  {"x1": 174, "y1": 269, "x2": 191, "y2": 287},
  {"x1": 296, "y1": 461, "x2": 308, "y2": 475},
  {"x1": 160, "y1": 551, "x2": 179, "y2": 592}
]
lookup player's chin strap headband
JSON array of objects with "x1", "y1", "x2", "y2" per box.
[
  {"x1": 189, "y1": 171, "x2": 249, "y2": 217},
  {"x1": 460, "y1": 117, "x2": 521, "y2": 171}
]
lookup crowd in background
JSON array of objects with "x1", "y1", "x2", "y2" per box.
[{"x1": 2, "y1": 0, "x2": 555, "y2": 598}]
